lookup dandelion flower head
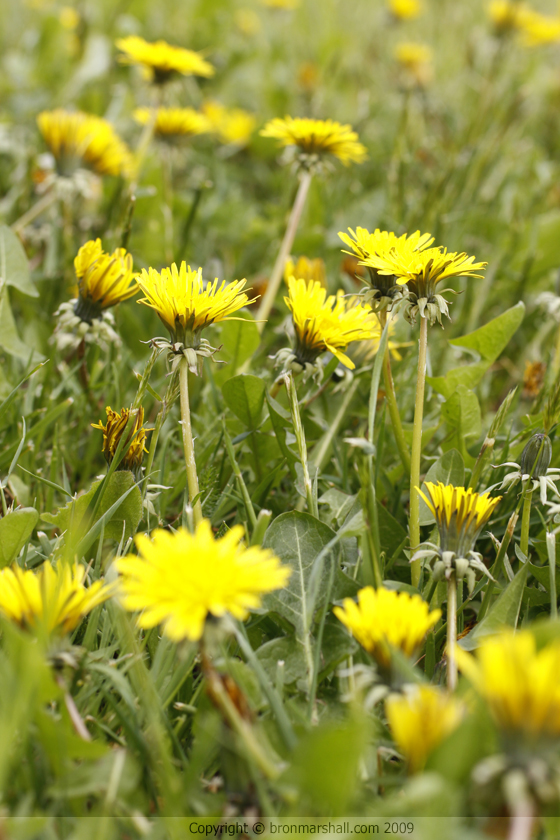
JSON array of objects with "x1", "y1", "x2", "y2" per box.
[
  {"x1": 116, "y1": 520, "x2": 291, "y2": 642},
  {"x1": 136, "y1": 262, "x2": 257, "y2": 345},
  {"x1": 334, "y1": 586, "x2": 440, "y2": 668},
  {"x1": 116, "y1": 35, "x2": 214, "y2": 83},
  {"x1": 285, "y1": 277, "x2": 377, "y2": 370},
  {"x1": 0, "y1": 562, "x2": 114, "y2": 636},
  {"x1": 386, "y1": 685, "x2": 464, "y2": 772},
  {"x1": 37, "y1": 109, "x2": 133, "y2": 178},
  {"x1": 455, "y1": 630, "x2": 560, "y2": 739},
  {"x1": 261, "y1": 117, "x2": 367, "y2": 166}
]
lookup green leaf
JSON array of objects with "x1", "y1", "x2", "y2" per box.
[
  {"x1": 0, "y1": 225, "x2": 38, "y2": 297},
  {"x1": 441, "y1": 386, "x2": 481, "y2": 462},
  {"x1": 418, "y1": 449, "x2": 465, "y2": 526},
  {"x1": 263, "y1": 512, "x2": 340, "y2": 640},
  {"x1": 0, "y1": 507, "x2": 39, "y2": 567},
  {"x1": 377, "y1": 501, "x2": 407, "y2": 558},
  {"x1": 222, "y1": 374, "x2": 266, "y2": 428},
  {"x1": 0, "y1": 290, "x2": 42, "y2": 361},
  {"x1": 284, "y1": 712, "x2": 370, "y2": 814},
  {"x1": 41, "y1": 471, "x2": 142, "y2": 543},
  {"x1": 256, "y1": 624, "x2": 356, "y2": 687},
  {"x1": 266, "y1": 393, "x2": 298, "y2": 475},
  {"x1": 427, "y1": 303, "x2": 524, "y2": 398},
  {"x1": 459, "y1": 562, "x2": 529, "y2": 650},
  {"x1": 529, "y1": 562, "x2": 560, "y2": 596},
  {"x1": 214, "y1": 314, "x2": 260, "y2": 384}
]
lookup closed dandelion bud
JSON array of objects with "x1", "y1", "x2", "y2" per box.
[
  {"x1": 455, "y1": 557, "x2": 470, "y2": 580},
  {"x1": 520, "y1": 433, "x2": 552, "y2": 478}
]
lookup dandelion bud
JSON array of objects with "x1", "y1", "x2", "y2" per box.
[{"x1": 520, "y1": 433, "x2": 552, "y2": 479}]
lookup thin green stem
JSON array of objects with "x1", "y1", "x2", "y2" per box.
[
  {"x1": 520, "y1": 488, "x2": 533, "y2": 560},
  {"x1": 311, "y1": 380, "x2": 359, "y2": 472},
  {"x1": 179, "y1": 358, "x2": 203, "y2": 527},
  {"x1": 11, "y1": 188, "x2": 58, "y2": 234},
  {"x1": 410, "y1": 315, "x2": 429, "y2": 587},
  {"x1": 378, "y1": 312, "x2": 411, "y2": 473},
  {"x1": 447, "y1": 572, "x2": 457, "y2": 692},
  {"x1": 285, "y1": 372, "x2": 317, "y2": 518},
  {"x1": 222, "y1": 418, "x2": 258, "y2": 531},
  {"x1": 255, "y1": 171, "x2": 312, "y2": 332}
]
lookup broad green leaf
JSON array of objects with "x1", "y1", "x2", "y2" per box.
[
  {"x1": 528, "y1": 562, "x2": 560, "y2": 596},
  {"x1": 0, "y1": 507, "x2": 39, "y2": 567},
  {"x1": 459, "y1": 562, "x2": 529, "y2": 650},
  {"x1": 377, "y1": 501, "x2": 407, "y2": 558},
  {"x1": 0, "y1": 290, "x2": 42, "y2": 361},
  {"x1": 256, "y1": 624, "x2": 357, "y2": 687},
  {"x1": 284, "y1": 712, "x2": 370, "y2": 814},
  {"x1": 418, "y1": 449, "x2": 464, "y2": 526},
  {"x1": 0, "y1": 225, "x2": 38, "y2": 297},
  {"x1": 41, "y1": 471, "x2": 142, "y2": 542},
  {"x1": 222, "y1": 374, "x2": 265, "y2": 428},
  {"x1": 214, "y1": 313, "x2": 260, "y2": 384},
  {"x1": 427, "y1": 303, "x2": 524, "y2": 398},
  {"x1": 262, "y1": 512, "x2": 340, "y2": 639},
  {"x1": 441, "y1": 386, "x2": 481, "y2": 462}
]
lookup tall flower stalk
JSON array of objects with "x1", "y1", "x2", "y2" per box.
[
  {"x1": 136, "y1": 262, "x2": 256, "y2": 523},
  {"x1": 257, "y1": 117, "x2": 367, "y2": 330},
  {"x1": 360, "y1": 236, "x2": 486, "y2": 585},
  {"x1": 415, "y1": 482, "x2": 501, "y2": 689}
]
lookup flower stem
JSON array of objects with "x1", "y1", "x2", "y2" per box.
[
  {"x1": 447, "y1": 571, "x2": 457, "y2": 692},
  {"x1": 11, "y1": 188, "x2": 58, "y2": 234},
  {"x1": 410, "y1": 315, "x2": 429, "y2": 587},
  {"x1": 519, "y1": 487, "x2": 533, "y2": 560},
  {"x1": 255, "y1": 170, "x2": 312, "y2": 332},
  {"x1": 179, "y1": 357, "x2": 203, "y2": 527},
  {"x1": 285, "y1": 371, "x2": 317, "y2": 518},
  {"x1": 378, "y1": 312, "x2": 411, "y2": 473}
]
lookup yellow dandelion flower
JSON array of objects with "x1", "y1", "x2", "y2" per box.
[
  {"x1": 91, "y1": 406, "x2": 150, "y2": 473},
  {"x1": 116, "y1": 520, "x2": 291, "y2": 642},
  {"x1": 137, "y1": 262, "x2": 257, "y2": 346},
  {"x1": 455, "y1": 631, "x2": 560, "y2": 739},
  {"x1": 362, "y1": 236, "x2": 486, "y2": 322},
  {"x1": 285, "y1": 277, "x2": 377, "y2": 370},
  {"x1": 37, "y1": 109, "x2": 133, "y2": 178},
  {"x1": 339, "y1": 227, "x2": 433, "y2": 311},
  {"x1": 0, "y1": 562, "x2": 114, "y2": 636},
  {"x1": 116, "y1": 35, "x2": 214, "y2": 84},
  {"x1": 518, "y1": 9, "x2": 560, "y2": 45},
  {"x1": 388, "y1": 0, "x2": 422, "y2": 20},
  {"x1": 385, "y1": 685, "x2": 464, "y2": 773},
  {"x1": 202, "y1": 101, "x2": 256, "y2": 146},
  {"x1": 418, "y1": 482, "x2": 501, "y2": 557},
  {"x1": 284, "y1": 256, "x2": 327, "y2": 288},
  {"x1": 133, "y1": 107, "x2": 211, "y2": 140},
  {"x1": 260, "y1": 117, "x2": 367, "y2": 166},
  {"x1": 395, "y1": 42, "x2": 433, "y2": 85},
  {"x1": 488, "y1": 0, "x2": 531, "y2": 31},
  {"x1": 350, "y1": 311, "x2": 408, "y2": 365},
  {"x1": 59, "y1": 6, "x2": 79, "y2": 29},
  {"x1": 73, "y1": 239, "x2": 138, "y2": 321},
  {"x1": 260, "y1": 0, "x2": 300, "y2": 8},
  {"x1": 333, "y1": 586, "x2": 441, "y2": 668}
]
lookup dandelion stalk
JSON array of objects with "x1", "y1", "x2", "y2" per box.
[
  {"x1": 519, "y1": 486, "x2": 533, "y2": 559},
  {"x1": 255, "y1": 171, "x2": 312, "y2": 332},
  {"x1": 410, "y1": 315, "x2": 429, "y2": 587},
  {"x1": 11, "y1": 188, "x2": 58, "y2": 235},
  {"x1": 285, "y1": 371, "x2": 317, "y2": 518},
  {"x1": 447, "y1": 572, "x2": 457, "y2": 691},
  {"x1": 378, "y1": 311, "x2": 411, "y2": 473},
  {"x1": 179, "y1": 357, "x2": 203, "y2": 527}
]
